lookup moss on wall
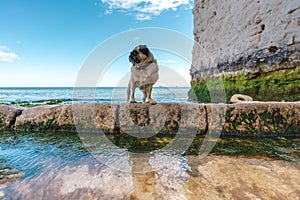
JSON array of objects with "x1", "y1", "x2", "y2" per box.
[{"x1": 189, "y1": 67, "x2": 300, "y2": 103}]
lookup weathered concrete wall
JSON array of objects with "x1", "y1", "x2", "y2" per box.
[
  {"x1": 0, "y1": 106, "x2": 22, "y2": 129},
  {"x1": 0, "y1": 103, "x2": 299, "y2": 136},
  {"x1": 190, "y1": 0, "x2": 300, "y2": 102},
  {"x1": 14, "y1": 104, "x2": 116, "y2": 133}
]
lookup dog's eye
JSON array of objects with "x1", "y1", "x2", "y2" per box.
[
  {"x1": 139, "y1": 47, "x2": 149, "y2": 56},
  {"x1": 132, "y1": 50, "x2": 138, "y2": 55}
]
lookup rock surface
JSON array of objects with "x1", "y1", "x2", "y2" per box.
[
  {"x1": 208, "y1": 102, "x2": 300, "y2": 135},
  {"x1": 0, "y1": 103, "x2": 299, "y2": 136},
  {"x1": 118, "y1": 103, "x2": 206, "y2": 136},
  {"x1": 190, "y1": 0, "x2": 300, "y2": 102},
  {"x1": 186, "y1": 155, "x2": 300, "y2": 200},
  {"x1": 0, "y1": 105, "x2": 22, "y2": 130},
  {"x1": 14, "y1": 104, "x2": 117, "y2": 132},
  {"x1": 192, "y1": 0, "x2": 300, "y2": 76}
]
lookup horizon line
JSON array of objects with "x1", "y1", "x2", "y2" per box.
[{"x1": 0, "y1": 86, "x2": 191, "y2": 88}]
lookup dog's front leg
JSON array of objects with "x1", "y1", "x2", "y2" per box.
[
  {"x1": 147, "y1": 85, "x2": 157, "y2": 105},
  {"x1": 140, "y1": 84, "x2": 149, "y2": 104},
  {"x1": 142, "y1": 87, "x2": 147, "y2": 104},
  {"x1": 130, "y1": 81, "x2": 137, "y2": 103}
]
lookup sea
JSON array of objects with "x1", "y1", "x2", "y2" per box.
[
  {"x1": 0, "y1": 87, "x2": 191, "y2": 105},
  {"x1": 0, "y1": 87, "x2": 299, "y2": 199}
]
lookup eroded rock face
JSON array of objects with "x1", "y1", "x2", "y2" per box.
[
  {"x1": 117, "y1": 103, "x2": 206, "y2": 135},
  {"x1": 0, "y1": 105, "x2": 23, "y2": 130},
  {"x1": 206, "y1": 102, "x2": 300, "y2": 135},
  {"x1": 15, "y1": 105, "x2": 74, "y2": 131},
  {"x1": 73, "y1": 104, "x2": 116, "y2": 133},
  {"x1": 0, "y1": 103, "x2": 298, "y2": 136},
  {"x1": 15, "y1": 104, "x2": 116, "y2": 132},
  {"x1": 192, "y1": 0, "x2": 300, "y2": 76},
  {"x1": 190, "y1": 0, "x2": 300, "y2": 102}
]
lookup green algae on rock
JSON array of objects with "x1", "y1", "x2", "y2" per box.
[
  {"x1": 208, "y1": 103, "x2": 300, "y2": 136},
  {"x1": 189, "y1": 67, "x2": 300, "y2": 103}
]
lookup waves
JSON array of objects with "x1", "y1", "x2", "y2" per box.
[{"x1": 0, "y1": 87, "x2": 190, "y2": 106}]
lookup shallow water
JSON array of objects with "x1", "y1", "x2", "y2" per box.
[{"x1": 0, "y1": 132, "x2": 299, "y2": 199}]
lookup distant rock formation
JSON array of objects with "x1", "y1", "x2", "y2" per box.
[
  {"x1": 0, "y1": 103, "x2": 299, "y2": 136},
  {"x1": 189, "y1": 0, "x2": 300, "y2": 102}
]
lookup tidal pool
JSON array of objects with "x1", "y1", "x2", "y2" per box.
[{"x1": 0, "y1": 131, "x2": 299, "y2": 199}]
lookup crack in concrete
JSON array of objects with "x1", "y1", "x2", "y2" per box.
[
  {"x1": 8, "y1": 108, "x2": 24, "y2": 130},
  {"x1": 113, "y1": 104, "x2": 120, "y2": 134},
  {"x1": 203, "y1": 105, "x2": 209, "y2": 135}
]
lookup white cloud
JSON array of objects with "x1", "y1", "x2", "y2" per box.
[
  {"x1": 136, "y1": 13, "x2": 152, "y2": 20},
  {"x1": 0, "y1": 46, "x2": 19, "y2": 63},
  {"x1": 101, "y1": 0, "x2": 193, "y2": 20}
]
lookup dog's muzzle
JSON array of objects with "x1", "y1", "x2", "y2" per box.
[{"x1": 129, "y1": 50, "x2": 140, "y2": 64}]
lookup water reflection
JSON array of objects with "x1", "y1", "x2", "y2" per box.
[
  {"x1": 129, "y1": 153, "x2": 157, "y2": 200},
  {"x1": 184, "y1": 156, "x2": 222, "y2": 199},
  {"x1": 0, "y1": 132, "x2": 299, "y2": 199}
]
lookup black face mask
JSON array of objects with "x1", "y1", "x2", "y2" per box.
[
  {"x1": 139, "y1": 45, "x2": 150, "y2": 57},
  {"x1": 129, "y1": 50, "x2": 141, "y2": 64}
]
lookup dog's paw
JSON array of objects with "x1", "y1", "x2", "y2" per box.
[
  {"x1": 130, "y1": 100, "x2": 137, "y2": 103},
  {"x1": 148, "y1": 99, "x2": 157, "y2": 105}
]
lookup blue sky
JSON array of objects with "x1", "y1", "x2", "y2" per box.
[{"x1": 0, "y1": 0, "x2": 194, "y2": 87}]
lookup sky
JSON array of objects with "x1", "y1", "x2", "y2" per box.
[{"x1": 0, "y1": 0, "x2": 194, "y2": 87}]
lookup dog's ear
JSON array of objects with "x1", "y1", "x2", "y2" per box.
[
  {"x1": 139, "y1": 45, "x2": 150, "y2": 57},
  {"x1": 129, "y1": 50, "x2": 140, "y2": 64}
]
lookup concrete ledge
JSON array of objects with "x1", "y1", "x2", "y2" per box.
[
  {"x1": 207, "y1": 102, "x2": 300, "y2": 136},
  {"x1": 0, "y1": 103, "x2": 299, "y2": 136},
  {"x1": 0, "y1": 105, "x2": 23, "y2": 130}
]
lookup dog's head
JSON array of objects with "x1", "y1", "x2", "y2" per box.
[{"x1": 129, "y1": 45, "x2": 152, "y2": 65}]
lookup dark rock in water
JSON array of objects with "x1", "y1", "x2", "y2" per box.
[{"x1": 0, "y1": 167, "x2": 22, "y2": 186}]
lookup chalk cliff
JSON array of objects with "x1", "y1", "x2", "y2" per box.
[{"x1": 189, "y1": 0, "x2": 300, "y2": 102}]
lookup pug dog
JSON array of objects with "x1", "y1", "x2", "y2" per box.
[{"x1": 127, "y1": 45, "x2": 159, "y2": 105}]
